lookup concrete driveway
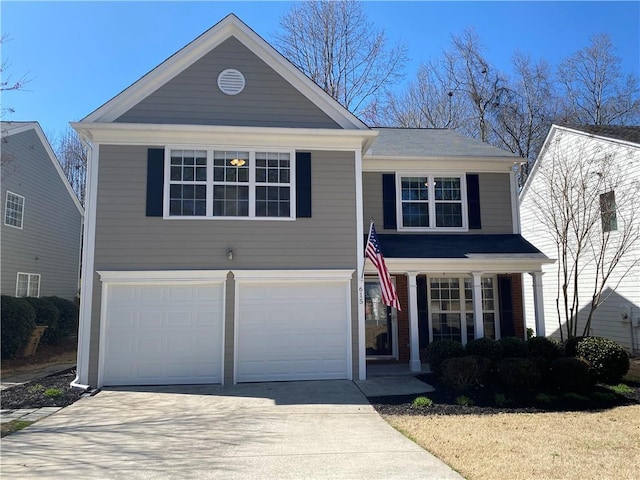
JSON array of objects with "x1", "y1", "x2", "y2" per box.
[{"x1": 1, "y1": 380, "x2": 462, "y2": 479}]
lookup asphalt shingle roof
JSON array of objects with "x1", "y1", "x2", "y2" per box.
[
  {"x1": 567, "y1": 125, "x2": 640, "y2": 145},
  {"x1": 367, "y1": 128, "x2": 519, "y2": 159},
  {"x1": 370, "y1": 234, "x2": 543, "y2": 259}
]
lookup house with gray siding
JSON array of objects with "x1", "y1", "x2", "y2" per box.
[
  {"x1": 1, "y1": 122, "x2": 84, "y2": 301},
  {"x1": 71, "y1": 14, "x2": 550, "y2": 389}
]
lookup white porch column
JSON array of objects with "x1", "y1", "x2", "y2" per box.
[
  {"x1": 472, "y1": 272, "x2": 484, "y2": 340},
  {"x1": 530, "y1": 271, "x2": 546, "y2": 337},
  {"x1": 407, "y1": 272, "x2": 422, "y2": 372}
]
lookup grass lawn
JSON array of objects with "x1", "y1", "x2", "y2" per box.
[{"x1": 383, "y1": 360, "x2": 640, "y2": 480}]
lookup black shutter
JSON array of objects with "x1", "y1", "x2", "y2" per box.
[
  {"x1": 296, "y1": 152, "x2": 312, "y2": 218},
  {"x1": 498, "y1": 276, "x2": 515, "y2": 338},
  {"x1": 466, "y1": 173, "x2": 481, "y2": 229},
  {"x1": 417, "y1": 274, "x2": 429, "y2": 348},
  {"x1": 382, "y1": 174, "x2": 397, "y2": 230},
  {"x1": 146, "y1": 148, "x2": 165, "y2": 217}
]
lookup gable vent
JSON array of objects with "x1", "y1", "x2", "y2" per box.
[{"x1": 217, "y1": 69, "x2": 245, "y2": 95}]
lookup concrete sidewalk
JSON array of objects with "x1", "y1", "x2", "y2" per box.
[{"x1": 1, "y1": 380, "x2": 463, "y2": 479}]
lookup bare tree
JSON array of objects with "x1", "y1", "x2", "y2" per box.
[
  {"x1": 53, "y1": 127, "x2": 87, "y2": 205},
  {"x1": 382, "y1": 60, "x2": 470, "y2": 129},
  {"x1": 442, "y1": 28, "x2": 508, "y2": 142},
  {"x1": 1, "y1": 35, "x2": 30, "y2": 117},
  {"x1": 528, "y1": 134, "x2": 640, "y2": 340},
  {"x1": 557, "y1": 33, "x2": 640, "y2": 126},
  {"x1": 274, "y1": 0, "x2": 408, "y2": 121}
]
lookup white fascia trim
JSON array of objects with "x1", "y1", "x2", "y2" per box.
[
  {"x1": 363, "y1": 156, "x2": 520, "y2": 173},
  {"x1": 75, "y1": 142, "x2": 99, "y2": 388},
  {"x1": 82, "y1": 15, "x2": 367, "y2": 131},
  {"x1": 354, "y1": 148, "x2": 366, "y2": 380},
  {"x1": 4, "y1": 122, "x2": 84, "y2": 215},
  {"x1": 510, "y1": 167, "x2": 521, "y2": 234},
  {"x1": 374, "y1": 257, "x2": 554, "y2": 274},
  {"x1": 71, "y1": 122, "x2": 377, "y2": 151},
  {"x1": 232, "y1": 269, "x2": 354, "y2": 283},
  {"x1": 97, "y1": 270, "x2": 229, "y2": 284}
]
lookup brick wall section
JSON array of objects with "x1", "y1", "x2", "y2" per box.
[
  {"x1": 395, "y1": 275, "x2": 410, "y2": 363},
  {"x1": 511, "y1": 273, "x2": 525, "y2": 339}
]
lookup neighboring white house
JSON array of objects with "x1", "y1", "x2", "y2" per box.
[{"x1": 520, "y1": 125, "x2": 640, "y2": 353}]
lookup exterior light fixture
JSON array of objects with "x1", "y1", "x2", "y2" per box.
[{"x1": 227, "y1": 249, "x2": 234, "y2": 261}]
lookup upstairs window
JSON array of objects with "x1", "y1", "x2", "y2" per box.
[
  {"x1": 4, "y1": 191, "x2": 25, "y2": 229},
  {"x1": 599, "y1": 190, "x2": 617, "y2": 232},
  {"x1": 16, "y1": 273, "x2": 40, "y2": 297},
  {"x1": 397, "y1": 174, "x2": 467, "y2": 230},
  {"x1": 166, "y1": 148, "x2": 294, "y2": 219}
]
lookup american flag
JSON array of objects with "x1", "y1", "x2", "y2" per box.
[{"x1": 365, "y1": 222, "x2": 401, "y2": 311}]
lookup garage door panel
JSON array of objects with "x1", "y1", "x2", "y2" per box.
[
  {"x1": 236, "y1": 279, "x2": 350, "y2": 383},
  {"x1": 102, "y1": 282, "x2": 224, "y2": 386}
]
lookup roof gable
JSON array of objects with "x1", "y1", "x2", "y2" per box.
[
  {"x1": 1, "y1": 122, "x2": 84, "y2": 216},
  {"x1": 520, "y1": 124, "x2": 640, "y2": 200},
  {"x1": 82, "y1": 14, "x2": 367, "y2": 130}
]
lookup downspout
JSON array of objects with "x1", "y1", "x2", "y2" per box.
[{"x1": 70, "y1": 136, "x2": 96, "y2": 391}]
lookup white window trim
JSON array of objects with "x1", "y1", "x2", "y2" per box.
[
  {"x1": 16, "y1": 272, "x2": 41, "y2": 297},
  {"x1": 4, "y1": 191, "x2": 25, "y2": 229},
  {"x1": 426, "y1": 274, "x2": 499, "y2": 345},
  {"x1": 396, "y1": 172, "x2": 468, "y2": 232},
  {"x1": 163, "y1": 145, "x2": 296, "y2": 220}
]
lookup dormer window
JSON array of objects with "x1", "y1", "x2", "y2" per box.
[{"x1": 397, "y1": 174, "x2": 467, "y2": 230}]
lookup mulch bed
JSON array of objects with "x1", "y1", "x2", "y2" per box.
[
  {"x1": 1, "y1": 369, "x2": 85, "y2": 410},
  {"x1": 369, "y1": 373, "x2": 640, "y2": 416}
]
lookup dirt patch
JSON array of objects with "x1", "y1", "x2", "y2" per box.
[{"x1": 1, "y1": 336, "x2": 77, "y2": 377}]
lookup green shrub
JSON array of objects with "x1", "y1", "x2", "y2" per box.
[
  {"x1": 425, "y1": 340, "x2": 464, "y2": 376},
  {"x1": 576, "y1": 337, "x2": 630, "y2": 384},
  {"x1": 549, "y1": 357, "x2": 592, "y2": 392},
  {"x1": 1, "y1": 296, "x2": 36, "y2": 359},
  {"x1": 494, "y1": 357, "x2": 542, "y2": 390},
  {"x1": 455, "y1": 395, "x2": 474, "y2": 406},
  {"x1": 494, "y1": 393, "x2": 510, "y2": 406},
  {"x1": 44, "y1": 388, "x2": 63, "y2": 398},
  {"x1": 412, "y1": 396, "x2": 433, "y2": 408},
  {"x1": 607, "y1": 383, "x2": 633, "y2": 395},
  {"x1": 43, "y1": 296, "x2": 79, "y2": 337},
  {"x1": 564, "y1": 336, "x2": 588, "y2": 356},
  {"x1": 535, "y1": 393, "x2": 555, "y2": 404},
  {"x1": 498, "y1": 337, "x2": 528, "y2": 358},
  {"x1": 22, "y1": 297, "x2": 60, "y2": 345},
  {"x1": 465, "y1": 337, "x2": 502, "y2": 360},
  {"x1": 527, "y1": 336, "x2": 564, "y2": 361},
  {"x1": 440, "y1": 355, "x2": 492, "y2": 390}
]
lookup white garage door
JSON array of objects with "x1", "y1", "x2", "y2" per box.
[
  {"x1": 235, "y1": 271, "x2": 352, "y2": 383},
  {"x1": 100, "y1": 272, "x2": 226, "y2": 386}
]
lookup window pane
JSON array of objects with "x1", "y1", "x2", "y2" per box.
[
  {"x1": 5, "y1": 192, "x2": 24, "y2": 228},
  {"x1": 435, "y1": 203, "x2": 462, "y2": 227},
  {"x1": 16, "y1": 274, "x2": 29, "y2": 297},
  {"x1": 434, "y1": 177, "x2": 461, "y2": 201},
  {"x1": 401, "y1": 177, "x2": 428, "y2": 201},
  {"x1": 402, "y1": 203, "x2": 429, "y2": 227}
]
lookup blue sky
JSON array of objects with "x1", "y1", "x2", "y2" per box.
[{"x1": 2, "y1": 1, "x2": 639, "y2": 138}]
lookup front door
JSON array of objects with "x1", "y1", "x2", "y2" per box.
[{"x1": 365, "y1": 279, "x2": 396, "y2": 357}]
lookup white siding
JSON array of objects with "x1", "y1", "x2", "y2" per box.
[{"x1": 521, "y1": 128, "x2": 640, "y2": 352}]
